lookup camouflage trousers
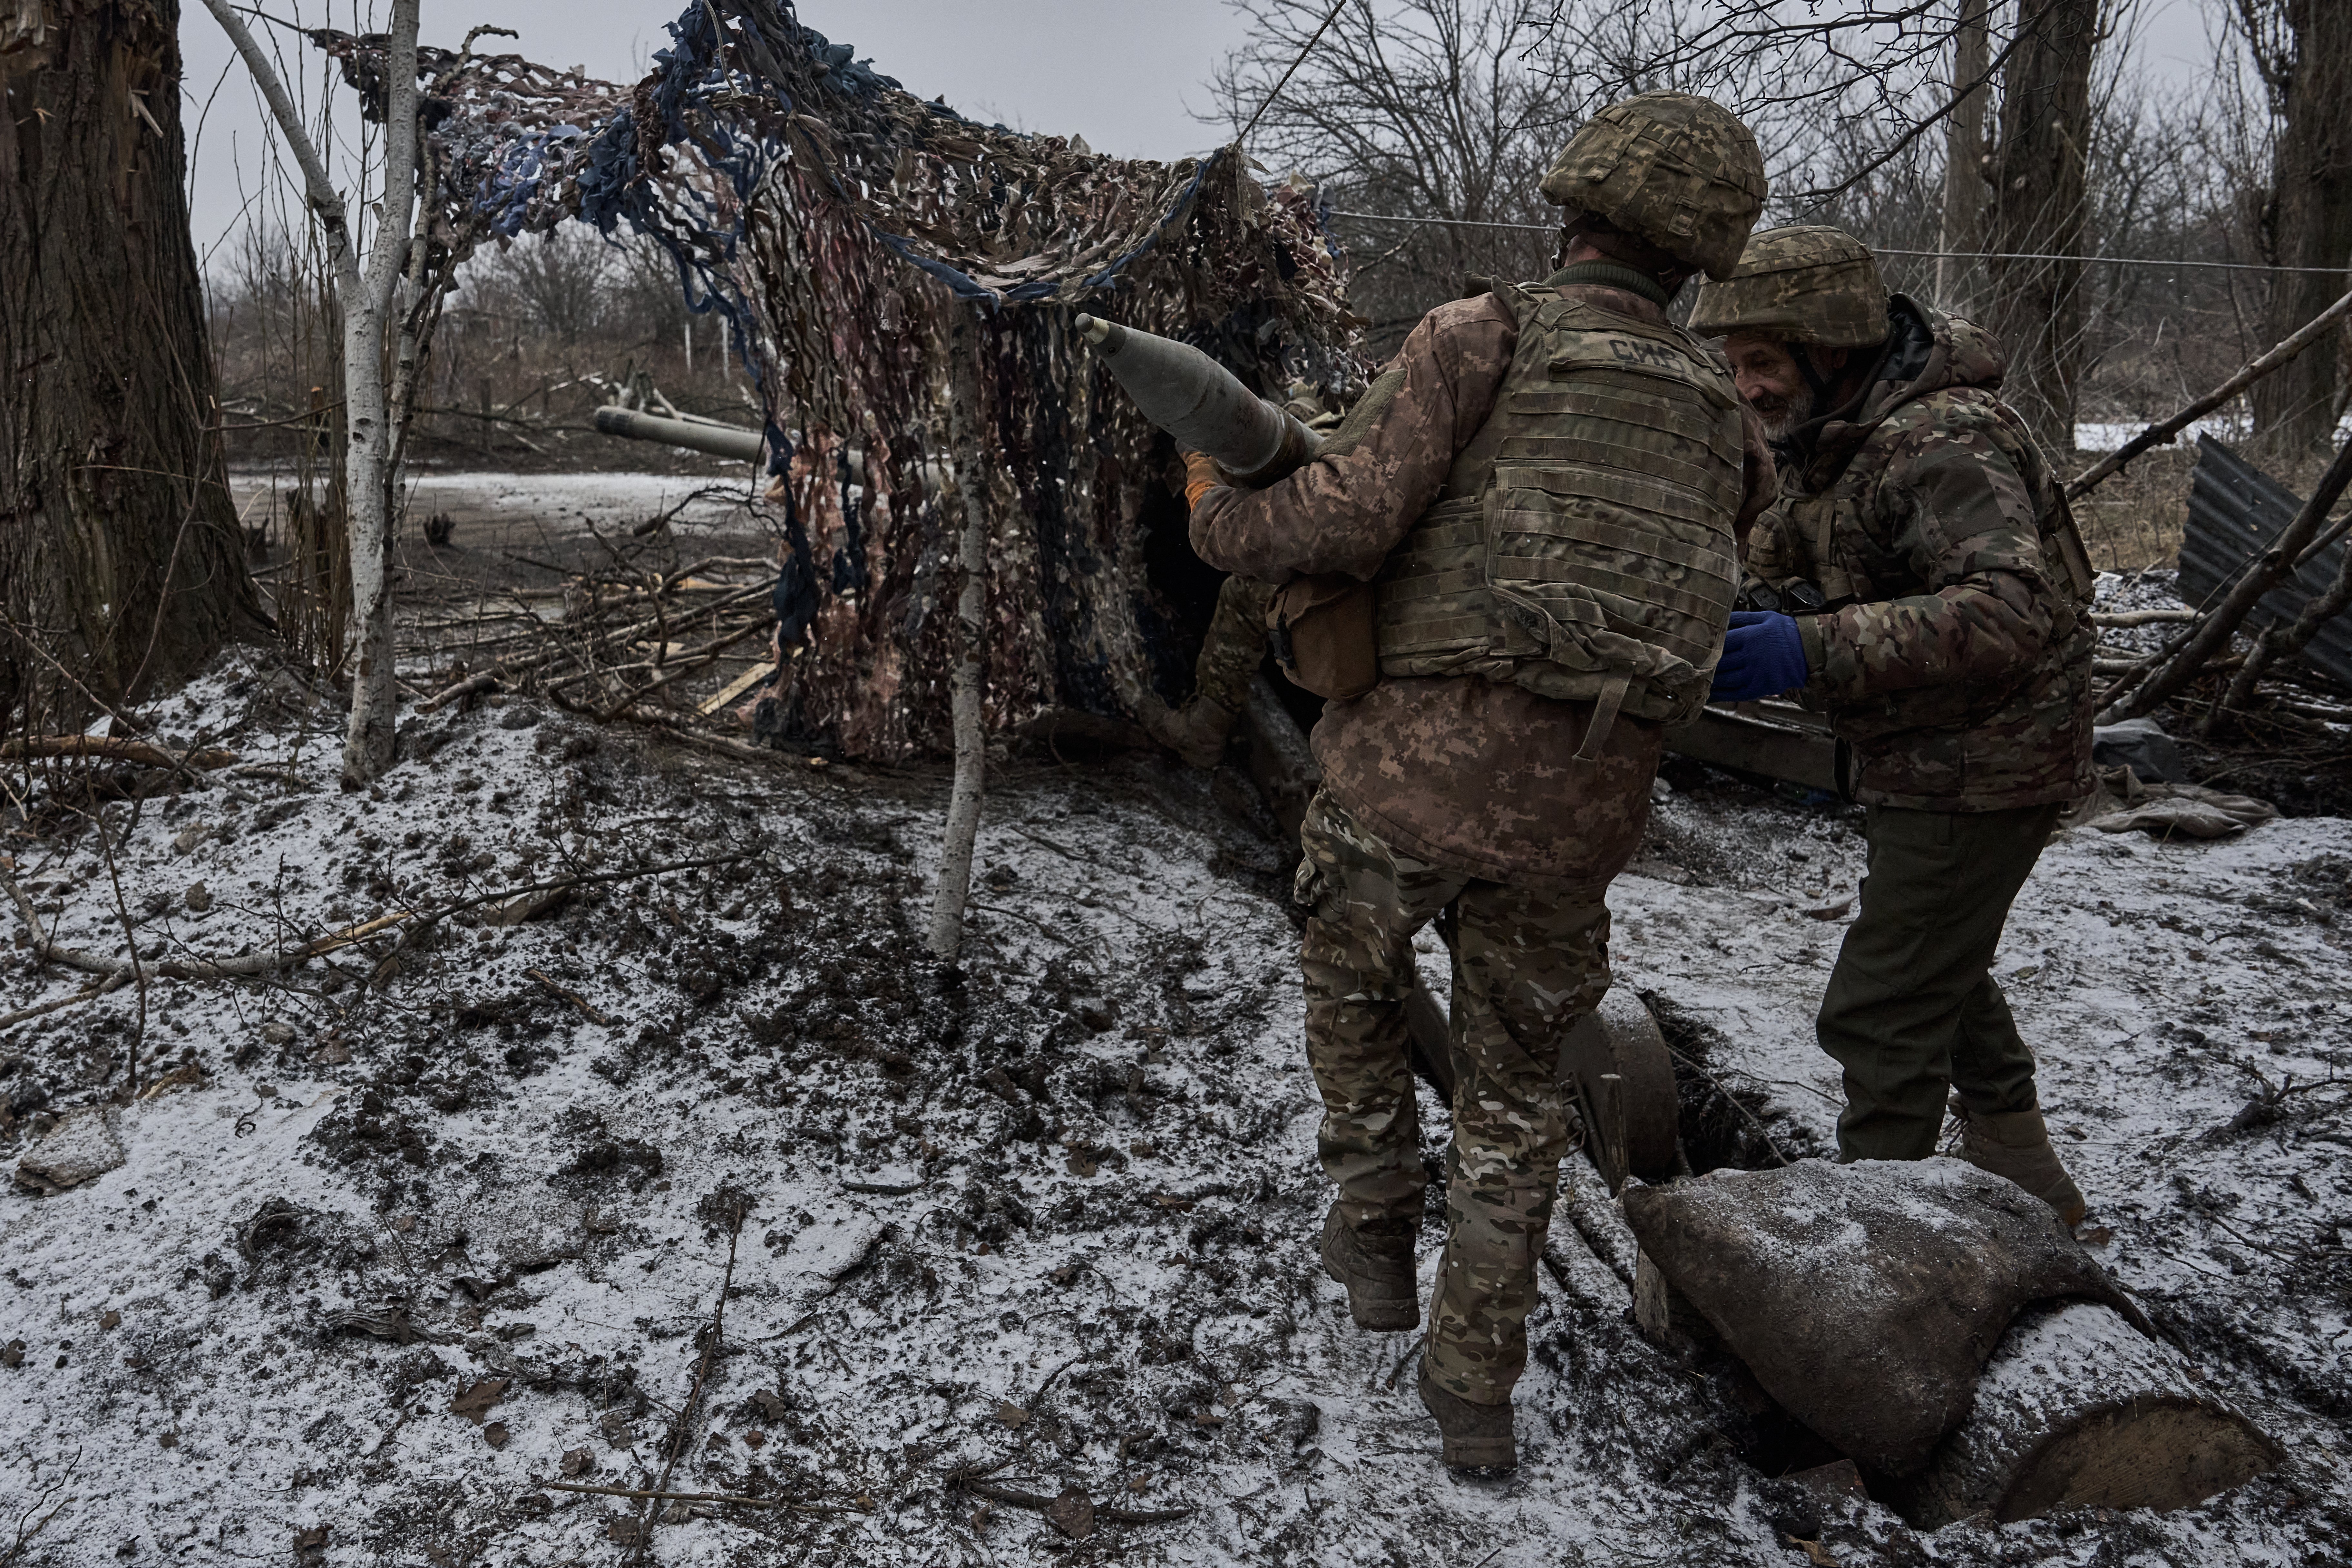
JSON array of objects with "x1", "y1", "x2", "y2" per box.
[
  {"x1": 1197, "y1": 574, "x2": 1276, "y2": 712},
  {"x1": 1295, "y1": 790, "x2": 1611, "y2": 1406}
]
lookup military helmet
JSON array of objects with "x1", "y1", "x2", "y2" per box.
[
  {"x1": 1539, "y1": 92, "x2": 1768, "y2": 280},
  {"x1": 1688, "y1": 225, "x2": 1891, "y2": 348}
]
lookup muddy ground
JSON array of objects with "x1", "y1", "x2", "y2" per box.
[{"x1": 1, "y1": 630, "x2": 2349, "y2": 1565}]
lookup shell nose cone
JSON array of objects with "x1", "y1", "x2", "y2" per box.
[{"x1": 1074, "y1": 313, "x2": 1117, "y2": 347}]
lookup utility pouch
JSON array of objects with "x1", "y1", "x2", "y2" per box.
[
  {"x1": 1736, "y1": 578, "x2": 1829, "y2": 615},
  {"x1": 1268, "y1": 574, "x2": 1379, "y2": 700}
]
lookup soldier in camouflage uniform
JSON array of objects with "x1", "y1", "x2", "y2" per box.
[
  {"x1": 1689, "y1": 226, "x2": 2095, "y2": 1225},
  {"x1": 1189, "y1": 93, "x2": 1774, "y2": 1472}
]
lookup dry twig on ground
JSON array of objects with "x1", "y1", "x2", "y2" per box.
[
  {"x1": 1, "y1": 853, "x2": 755, "y2": 989},
  {"x1": 629, "y1": 1191, "x2": 749, "y2": 1559}
]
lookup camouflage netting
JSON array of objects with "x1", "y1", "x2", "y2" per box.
[{"x1": 316, "y1": 1, "x2": 1366, "y2": 760}]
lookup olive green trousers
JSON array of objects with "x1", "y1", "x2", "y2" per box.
[{"x1": 1818, "y1": 803, "x2": 2064, "y2": 1161}]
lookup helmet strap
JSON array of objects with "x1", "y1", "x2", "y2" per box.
[{"x1": 1793, "y1": 345, "x2": 1840, "y2": 406}]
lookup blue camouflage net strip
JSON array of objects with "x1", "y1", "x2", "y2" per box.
[{"x1": 314, "y1": 1, "x2": 1364, "y2": 760}]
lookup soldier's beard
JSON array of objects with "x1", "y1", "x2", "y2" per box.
[{"x1": 1750, "y1": 385, "x2": 1816, "y2": 444}]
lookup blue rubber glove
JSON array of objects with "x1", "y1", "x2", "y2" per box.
[{"x1": 1710, "y1": 610, "x2": 1810, "y2": 702}]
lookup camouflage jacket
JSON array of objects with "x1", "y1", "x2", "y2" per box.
[
  {"x1": 1746, "y1": 297, "x2": 2095, "y2": 811},
  {"x1": 1190, "y1": 278, "x2": 1775, "y2": 891}
]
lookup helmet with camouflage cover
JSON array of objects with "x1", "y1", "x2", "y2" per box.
[
  {"x1": 1688, "y1": 225, "x2": 1891, "y2": 348},
  {"x1": 1539, "y1": 92, "x2": 1767, "y2": 280}
]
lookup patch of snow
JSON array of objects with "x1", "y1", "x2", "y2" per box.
[{"x1": 0, "y1": 648, "x2": 2344, "y2": 1563}]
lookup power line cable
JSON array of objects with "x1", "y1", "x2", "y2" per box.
[
  {"x1": 1318, "y1": 209, "x2": 2348, "y2": 275},
  {"x1": 1871, "y1": 247, "x2": 2341, "y2": 275}
]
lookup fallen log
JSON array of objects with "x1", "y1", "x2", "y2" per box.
[
  {"x1": 1625, "y1": 1161, "x2": 2280, "y2": 1527},
  {"x1": 1910, "y1": 1300, "x2": 2279, "y2": 1526},
  {"x1": 1623, "y1": 1159, "x2": 2149, "y2": 1477},
  {"x1": 0, "y1": 735, "x2": 239, "y2": 770}
]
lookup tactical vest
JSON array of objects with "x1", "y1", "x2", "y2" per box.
[{"x1": 1373, "y1": 284, "x2": 1747, "y2": 756}]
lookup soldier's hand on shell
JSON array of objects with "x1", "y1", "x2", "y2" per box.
[
  {"x1": 1182, "y1": 450, "x2": 1229, "y2": 509},
  {"x1": 1710, "y1": 610, "x2": 1809, "y2": 703}
]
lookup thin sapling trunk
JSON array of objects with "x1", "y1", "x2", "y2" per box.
[{"x1": 928, "y1": 317, "x2": 993, "y2": 961}]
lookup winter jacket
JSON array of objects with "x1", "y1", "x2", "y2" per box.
[{"x1": 1745, "y1": 297, "x2": 2095, "y2": 810}]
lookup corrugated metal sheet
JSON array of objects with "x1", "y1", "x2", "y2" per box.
[{"x1": 2179, "y1": 435, "x2": 2352, "y2": 688}]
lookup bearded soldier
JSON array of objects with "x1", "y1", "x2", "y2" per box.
[
  {"x1": 1691, "y1": 226, "x2": 2096, "y2": 1224},
  {"x1": 1186, "y1": 93, "x2": 1772, "y2": 1473}
]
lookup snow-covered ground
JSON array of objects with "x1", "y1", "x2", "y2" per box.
[
  {"x1": 227, "y1": 468, "x2": 769, "y2": 559},
  {"x1": 2072, "y1": 419, "x2": 2238, "y2": 454},
  {"x1": 2071, "y1": 414, "x2": 2352, "y2": 452},
  {"x1": 2, "y1": 651, "x2": 2348, "y2": 1565}
]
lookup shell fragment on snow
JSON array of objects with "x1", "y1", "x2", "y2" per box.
[{"x1": 1619, "y1": 1157, "x2": 2144, "y2": 1476}]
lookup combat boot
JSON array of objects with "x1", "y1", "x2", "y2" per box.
[
  {"x1": 1133, "y1": 692, "x2": 1237, "y2": 770},
  {"x1": 1416, "y1": 1355, "x2": 1516, "y2": 1474},
  {"x1": 1319, "y1": 1203, "x2": 1419, "y2": 1330},
  {"x1": 1955, "y1": 1101, "x2": 2088, "y2": 1227}
]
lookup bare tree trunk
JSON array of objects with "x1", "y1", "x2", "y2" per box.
[
  {"x1": 2249, "y1": 1, "x2": 2352, "y2": 459},
  {"x1": 339, "y1": 6, "x2": 418, "y2": 781},
  {"x1": 1985, "y1": 0, "x2": 2101, "y2": 455},
  {"x1": 200, "y1": 0, "x2": 418, "y2": 781},
  {"x1": 1936, "y1": 0, "x2": 1992, "y2": 308},
  {"x1": 927, "y1": 317, "x2": 991, "y2": 961},
  {"x1": 0, "y1": 0, "x2": 260, "y2": 723}
]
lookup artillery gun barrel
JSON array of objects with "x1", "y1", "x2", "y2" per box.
[
  {"x1": 593, "y1": 405, "x2": 766, "y2": 463},
  {"x1": 591, "y1": 407, "x2": 954, "y2": 494},
  {"x1": 1073, "y1": 314, "x2": 1321, "y2": 487}
]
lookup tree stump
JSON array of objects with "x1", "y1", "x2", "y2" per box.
[{"x1": 1912, "y1": 1300, "x2": 2280, "y2": 1525}]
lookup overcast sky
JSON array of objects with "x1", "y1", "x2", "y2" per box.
[
  {"x1": 178, "y1": 0, "x2": 2229, "y2": 271},
  {"x1": 179, "y1": 0, "x2": 1256, "y2": 268}
]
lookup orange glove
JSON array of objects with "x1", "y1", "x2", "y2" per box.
[{"x1": 1183, "y1": 451, "x2": 1228, "y2": 509}]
